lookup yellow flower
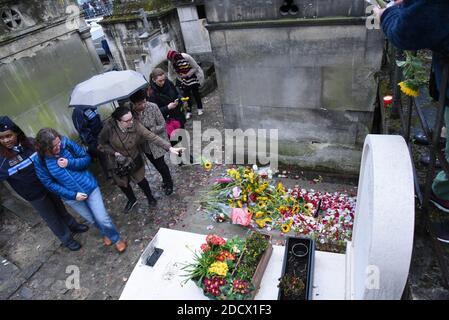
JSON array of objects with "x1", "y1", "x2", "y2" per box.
[
  {"x1": 203, "y1": 160, "x2": 212, "y2": 171},
  {"x1": 276, "y1": 182, "x2": 285, "y2": 193},
  {"x1": 242, "y1": 195, "x2": 247, "y2": 202},
  {"x1": 255, "y1": 217, "x2": 272, "y2": 228},
  {"x1": 180, "y1": 97, "x2": 190, "y2": 102},
  {"x1": 304, "y1": 203, "x2": 314, "y2": 211},
  {"x1": 256, "y1": 182, "x2": 268, "y2": 193},
  {"x1": 227, "y1": 169, "x2": 238, "y2": 178},
  {"x1": 255, "y1": 211, "x2": 265, "y2": 219},
  {"x1": 399, "y1": 81, "x2": 419, "y2": 97},
  {"x1": 257, "y1": 201, "x2": 266, "y2": 208},
  {"x1": 281, "y1": 223, "x2": 291, "y2": 233},
  {"x1": 237, "y1": 201, "x2": 243, "y2": 208},
  {"x1": 258, "y1": 196, "x2": 268, "y2": 201},
  {"x1": 292, "y1": 205, "x2": 300, "y2": 214},
  {"x1": 208, "y1": 262, "x2": 228, "y2": 277}
]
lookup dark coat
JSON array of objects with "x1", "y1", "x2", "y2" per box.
[
  {"x1": 381, "y1": 0, "x2": 449, "y2": 99},
  {"x1": 98, "y1": 118, "x2": 171, "y2": 187},
  {"x1": 149, "y1": 79, "x2": 186, "y2": 126},
  {"x1": 0, "y1": 141, "x2": 47, "y2": 201},
  {"x1": 72, "y1": 107, "x2": 103, "y2": 147}
]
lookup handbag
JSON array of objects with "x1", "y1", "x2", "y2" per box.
[
  {"x1": 112, "y1": 125, "x2": 141, "y2": 177},
  {"x1": 166, "y1": 118, "x2": 182, "y2": 138},
  {"x1": 113, "y1": 155, "x2": 135, "y2": 177}
]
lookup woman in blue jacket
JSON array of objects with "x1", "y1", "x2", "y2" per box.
[
  {"x1": 0, "y1": 116, "x2": 87, "y2": 251},
  {"x1": 33, "y1": 127, "x2": 126, "y2": 253}
]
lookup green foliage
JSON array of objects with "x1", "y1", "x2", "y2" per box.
[
  {"x1": 235, "y1": 232, "x2": 269, "y2": 281},
  {"x1": 396, "y1": 51, "x2": 429, "y2": 91},
  {"x1": 278, "y1": 274, "x2": 305, "y2": 299}
]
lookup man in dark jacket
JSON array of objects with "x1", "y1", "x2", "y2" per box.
[
  {"x1": 378, "y1": 0, "x2": 449, "y2": 242},
  {"x1": 72, "y1": 107, "x2": 109, "y2": 178}
]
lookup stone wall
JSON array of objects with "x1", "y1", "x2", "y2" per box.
[
  {"x1": 0, "y1": 0, "x2": 106, "y2": 138},
  {"x1": 100, "y1": 0, "x2": 185, "y2": 79},
  {"x1": 205, "y1": 0, "x2": 384, "y2": 174},
  {"x1": 176, "y1": 5, "x2": 212, "y2": 60}
]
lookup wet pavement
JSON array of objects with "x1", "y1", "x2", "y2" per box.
[{"x1": 0, "y1": 88, "x2": 448, "y2": 299}]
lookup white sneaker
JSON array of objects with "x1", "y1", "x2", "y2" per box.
[
  {"x1": 186, "y1": 112, "x2": 191, "y2": 120},
  {"x1": 198, "y1": 109, "x2": 204, "y2": 116}
]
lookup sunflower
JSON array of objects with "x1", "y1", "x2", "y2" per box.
[
  {"x1": 281, "y1": 223, "x2": 291, "y2": 233},
  {"x1": 304, "y1": 203, "x2": 314, "y2": 211},
  {"x1": 255, "y1": 217, "x2": 272, "y2": 228},
  {"x1": 255, "y1": 211, "x2": 265, "y2": 219},
  {"x1": 276, "y1": 182, "x2": 286, "y2": 193},
  {"x1": 257, "y1": 201, "x2": 267, "y2": 209},
  {"x1": 292, "y1": 205, "x2": 300, "y2": 214},
  {"x1": 399, "y1": 81, "x2": 419, "y2": 97},
  {"x1": 203, "y1": 160, "x2": 212, "y2": 171}
]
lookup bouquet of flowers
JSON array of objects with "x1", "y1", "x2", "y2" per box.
[
  {"x1": 182, "y1": 232, "x2": 271, "y2": 300},
  {"x1": 200, "y1": 166, "x2": 356, "y2": 248}
]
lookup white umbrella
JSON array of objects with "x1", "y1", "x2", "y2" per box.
[{"x1": 69, "y1": 70, "x2": 149, "y2": 108}]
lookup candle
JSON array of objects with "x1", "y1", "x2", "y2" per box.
[{"x1": 383, "y1": 95, "x2": 393, "y2": 108}]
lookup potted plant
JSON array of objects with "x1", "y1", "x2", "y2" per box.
[
  {"x1": 182, "y1": 231, "x2": 272, "y2": 300},
  {"x1": 278, "y1": 237, "x2": 315, "y2": 300}
]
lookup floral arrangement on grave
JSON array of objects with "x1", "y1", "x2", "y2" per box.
[
  {"x1": 182, "y1": 232, "x2": 270, "y2": 300},
  {"x1": 397, "y1": 51, "x2": 429, "y2": 97},
  {"x1": 278, "y1": 273, "x2": 305, "y2": 300},
  {"x1": 200, "y1": 165, "x2": 356, "y2": 248}
]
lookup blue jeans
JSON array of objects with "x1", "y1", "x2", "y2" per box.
[{"x1": 65, "y1": 187, "x2": 120, "y2": 244}]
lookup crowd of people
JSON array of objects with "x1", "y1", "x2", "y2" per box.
[{"x1": 0, "y1": 50, "x2": 203, "y2": 254}]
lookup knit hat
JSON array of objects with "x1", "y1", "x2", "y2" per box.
[
  {"x1": 0, "y1": 116, "x2": 16, "y2": 132},
  {"x1": 167, "y1": 49, "x2": 178, "y2": 61}
]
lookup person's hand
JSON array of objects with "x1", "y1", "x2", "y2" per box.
[
  {"x1": 372, "y1": 5, "x2": 386, "y2": 19},
  {"x1": 57, "y1": 157, "x2": 68, "y2": 168},
  {"x1": 115, "y1": 152, "x2": 127, "y2": 164},
  {"x1": 169, "y1": 147, "x2": 185, "y2": 156},
  {"x1": 76, "y1": 192, "x2": 88, "y2": 201},
  {"x1": 168, "y1": 101, "x2": 178, "y2": 110}
]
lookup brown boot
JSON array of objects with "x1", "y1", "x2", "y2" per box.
[
  {"x1": 103, "y1": 236, "x2": 112, "y2": 246},
  {"x1": 115, "y1": 240, "x2": 127, "y2": 253}
]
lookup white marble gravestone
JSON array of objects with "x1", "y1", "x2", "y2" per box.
[
  {"x1": 120, "y1": 134, "x2": 415, "y2": 300},
  {"x1": 312, "y1": 134, "x2": 415, "y2": 300}
]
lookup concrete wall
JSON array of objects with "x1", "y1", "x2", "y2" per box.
[
  {"x1": 0, "y1": 0, "x2": 107, "y2": 138},
  {"x1": 205, "y1": 0, "x2": 384, "y2": 174},
  {"x1": 205, "y1": 0, "x2": 366, "y2": 22}
]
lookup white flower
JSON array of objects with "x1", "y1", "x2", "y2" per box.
[{"x1": 252, "y1": 164, "x2": 258, "y2": 171}]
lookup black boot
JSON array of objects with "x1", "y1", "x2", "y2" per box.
[
  {"x1": 138, "y1": 179, "x2": 157, "y2": 208},
  {"x1": 65, "y1": 239, "x2": 82, "y2": 251},
  {"x1": 119, "y1": 185, "x2": 138, "y2": 214},
  {"x1": 70, "y1": 224, "x2": 89, "y2": 234}
]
